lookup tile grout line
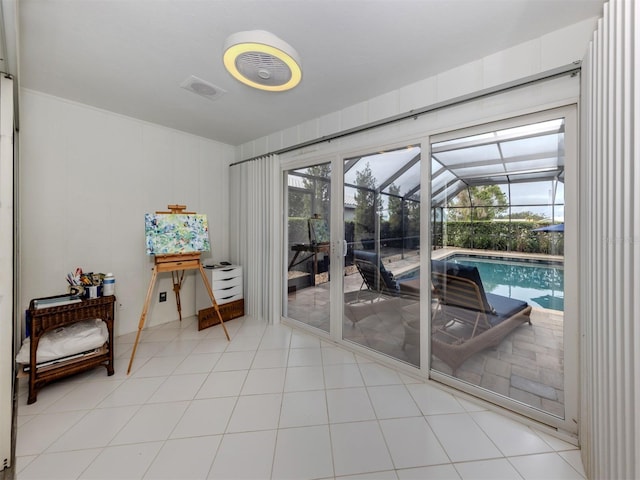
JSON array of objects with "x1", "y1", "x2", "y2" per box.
[{"x1": 319, "y1": 341, "x2": 338, "y2": 480}]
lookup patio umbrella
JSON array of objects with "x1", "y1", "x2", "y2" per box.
[{"x1": 532, "y1": 223, "x2": 564, "y2": 232}]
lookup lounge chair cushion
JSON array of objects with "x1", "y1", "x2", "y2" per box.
[{"x1": 485, "y1": 293, "x2": 529, "y2": 326}]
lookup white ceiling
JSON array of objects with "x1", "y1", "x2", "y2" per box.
[{"x1": 16, "y1": 0, "x2": 603, "y2": 146}]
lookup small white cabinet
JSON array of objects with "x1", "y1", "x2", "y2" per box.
[
  {"x1": 196, "y1": 265, "x2": 244, "y2": 330},
  {"x1": 196, "y1": 265, "x2": 243, "y2": 310}
]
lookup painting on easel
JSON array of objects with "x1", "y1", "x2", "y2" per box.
[{"x1": 145, "y1": 213, "x2": 210, "y2": 255}]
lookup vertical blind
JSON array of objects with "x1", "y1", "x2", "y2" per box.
[
  {"x1": 580, "y1": 0, "x2": 639, "y2": 478},
  {"x1": 0, "y1": 75, "x2": 14, "y2": 469},
  {"x1": 229, "y1": 154, "x2": 281, "y2": 323}
]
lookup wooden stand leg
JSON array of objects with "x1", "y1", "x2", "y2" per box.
[
  {"x1": 128, "y1": 252, "x2": 231, "y2": 374},
  {"x1": 172, "y1": 270, "x2": 185, "y2": 322},
  {"x1": 127, "y1": 266, "x2": 158, "y2": 375},
  {"x1": 199, "y1": 264, "x2": 230, "y2": 340}
]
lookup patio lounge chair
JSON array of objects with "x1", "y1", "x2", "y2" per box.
[
  {"x1": 429, "y1": 259, "x2": 532, "y2": 372},
  {"x1": 352, "y1": 250, "x2": 400, "y2": 300}
]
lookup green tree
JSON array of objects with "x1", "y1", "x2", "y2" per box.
[
  {"x1": 404, "y1": 199, "x2": 420, "y2": 249},
  {"x1": 302, "y1": 164, "x2": 331, "y2": 219},
  {"x1": 448, "y1": 185, "x2": 507, "y2": 221},
  {"x1": 509, "y1": 210, "x2": 547, "y2": 221},
  {"x1": 386, "y1": 184, "x2": 404, "y2": 245},
  {"x1": 354, "y1": 163, "x2": 381, "y2": 237},
  {"x1": 288, "y1": 189, "x2": 309, "y2": 217}
]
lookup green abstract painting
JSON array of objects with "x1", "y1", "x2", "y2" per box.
[
  {"x1": 309, "y1": 217, "x2": 329, "y2": 244},
  {"x1": 145, "y1": 213, "x2": 211, "y2": 255}
]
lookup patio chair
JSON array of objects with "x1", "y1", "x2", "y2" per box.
[
  {"x1": 352, "y1": 250, "x2": 400, "y2": 301},
  {"x1": 429, "y1": 259, "x2": 532, "y2": 372}
]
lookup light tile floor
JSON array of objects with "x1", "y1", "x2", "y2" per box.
[{"x1": 15, "y1": 315, "x2": 585, "y2": 479}]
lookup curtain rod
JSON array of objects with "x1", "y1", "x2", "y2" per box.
[{"x1": 230, "y1": 61, "x2": 582, "y2": 167}]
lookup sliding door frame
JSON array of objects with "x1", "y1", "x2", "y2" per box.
[
  {"x1": 279, "y1": 98, "x2": 580, "y2": 438},
  {"x1": 281, "y1": 138, "x2": 433, "y2": 380},
  {"x1": 281, "y1": 153, "x2": 339, "y2": 343}
]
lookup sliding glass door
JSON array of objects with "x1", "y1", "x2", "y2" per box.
[
  {"x1": 284, "y1": 162, "x2": 332, "y2": 332},
  {"x1": 281, "y1": 106, "x2": 577, "y2": 434},
  {"x1": 342, "y1": 146, "x2": 421, "y2": 366},
  {"x1": 282, "y1": 146, "x2": 423, "y2": 368},
  {"x1": 429, "y1": 107, "x2": 578, "y2": 433}
]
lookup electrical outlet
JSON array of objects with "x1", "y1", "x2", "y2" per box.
[{"x1": 159, "y1": 292, "x2": 167, "y2": 302}]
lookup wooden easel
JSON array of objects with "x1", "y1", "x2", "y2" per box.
[
  {"x1": 156, "y1": 205, "x2": 194, "y2": 323},
  {"x1": 127, "y1": 205, "x2": 230, "y2": 374}
]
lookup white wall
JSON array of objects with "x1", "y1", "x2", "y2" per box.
[
  {"x1": 19, "y1": 89, "x2": 235, "y2": 336},
  {"x1": 237, "y1": 18, "x2": 598, "y2": 161}
]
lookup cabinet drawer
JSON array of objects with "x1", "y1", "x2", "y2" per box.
[
  {"x1": 211, "y1": 266, "x2": 242, "y2": 280},
  {"x1": 211, "y1": 275, "x2": 242, "y2": 290},
  {"x1": 215, "y1": 289, "x2": 243, "y2": 305}
]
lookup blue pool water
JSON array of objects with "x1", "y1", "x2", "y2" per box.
[{"x1": 400, "y1": 254, "x2": 564, "y2": 311}]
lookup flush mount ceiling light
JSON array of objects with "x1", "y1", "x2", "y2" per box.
[{"x1": 223, "y1": 30, "x2": 302, "y2": 92}]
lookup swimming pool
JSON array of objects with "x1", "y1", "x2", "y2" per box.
[{"x1": 400, "y1": 254, "x2": 564, "y2": 311}]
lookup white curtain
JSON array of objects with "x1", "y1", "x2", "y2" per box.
[
  {"x1": 580, "y1": 1, "x2": 640, "y2": 478},
  {"x1": 229, "y1": 154, "x2": 281, "y2": 323}
]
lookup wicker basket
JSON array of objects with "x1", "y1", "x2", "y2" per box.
[{"x1": 198, "y1": 298, "x2": 244, "y2": 330}]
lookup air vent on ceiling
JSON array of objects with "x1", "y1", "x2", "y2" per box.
[{"x1": 180, "y1": 75, "x2": 226, "y2": 101}]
